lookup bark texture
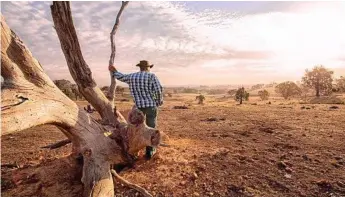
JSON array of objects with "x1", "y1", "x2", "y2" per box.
[
  {"x1": 50, "y1": 2, "x2": 125, "y2": 126},
  {"x1": 107, "y1": 1, "x2": 129, "y2": 104}
]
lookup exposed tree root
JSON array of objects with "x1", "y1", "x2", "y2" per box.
[
  {"x1": 42, "y1": 139, "x2": 171, "y2": 150},
  {"x1": 111, "y1": 169, "x2": 153, "y2": 197},
  {"x1": 1, "y1": 163, "x2": 19, "y2": 169},
  {"x1": 41, "y1": 139, "x2": 72, "y2": 149}
]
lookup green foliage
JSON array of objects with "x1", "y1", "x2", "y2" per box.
[
  {"x1": 227, "y1": 89, "x2": 237, "y2": 96},
  {"x1": 234, "y1": 87, "x2": 249, "y2": 104},
  {"x1": 196, "y1": 94, "x2": 205, "y2": 104},
  {"x1": 302, "y1": 65, "x2": 333, "y2": 97},
  {"x1": 275, "y1": 81, "x2": 301, "y2": 99},
  {"x1": 54, "y1": 79, "x2": 83, "y2": 100},
  {"x1": 258, "y1": 89, "x2": 270, "y2": 100}
]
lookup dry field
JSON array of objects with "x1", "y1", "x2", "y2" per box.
[{"x1": 1, "y1": 94, "x2": 345, "y2": 197}]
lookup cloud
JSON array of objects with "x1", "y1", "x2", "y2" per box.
[{"x1": 1, "y1": 1, "x2": 345, "y2": 86}]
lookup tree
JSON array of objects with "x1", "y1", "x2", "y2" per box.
[
  {"x1": 251, "y1": 84, "x2": 264, "y2": 91},
  {"x1": 71, "y1": 84, "x2": 84, "y2": 100},
  {"x1": 335, "y1": 76, "x2": 345, "y2": 92},
  {"x1": 54, "y1": 79, "x2": 83, "y2": 100},
  {"x1": 54, "y1": 79, "x2": 76, "y2": 100},
  {"x1": 235, "y1": 87, "x2": 249, "y2": 104},
  {"x1": 275, "y1": 81, "x2": 301, "y2": 99},
  {"x1": 265, "y1": 82, "x2": 277, "y2": 88},
  {"x1": 227, "y1": 89, "x2": 237, "y2": 96},
  {"x1": 196, "y1": 94, "x2": 205, "y2": 104},
  {"x1": 116, "y1": 86, "x2": 125, "y2": 95},
  {"x1": 258, "y1": 89, "x2": 269, "y2": 100},
  {"x1": 302, "y1": 65, "x2": 334, "y2": 97},
  {"x1": 101, "y1": 85, "x2": 110, "y2": 93},
  {"x1": 1, "y1": 2, "x2": 161, "y2": 196},
  {"x1": 300, "y1": 84, "x2": 313, "y2": 102}
]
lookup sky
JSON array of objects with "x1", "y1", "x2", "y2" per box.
[{"x1": 1, "y1": 1, "x2": 345, "y2": 87}]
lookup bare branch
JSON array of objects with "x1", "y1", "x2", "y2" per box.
[
  {"x1": 109, "y1": 1, "x2": 129, "y2": 66},
  {"x1": 111, "y1": 169, "x2": 153, "y2": 197},
  {"x1": 41, "y1": 139, "x2": 72, "y2": 149},
  {"x1": 107, "y1": 1, "x2": 129, "y2": 103}
]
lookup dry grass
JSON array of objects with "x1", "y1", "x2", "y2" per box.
[{"x1": 1, "y1": 94, "x2": 345, "y2": 197}]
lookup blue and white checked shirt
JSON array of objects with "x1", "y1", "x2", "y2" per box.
[{"x1": 113, "y1": 71, "x2": 163, "y2": 108}]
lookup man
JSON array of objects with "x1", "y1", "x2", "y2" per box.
[{"x1": 108, "y1": 60, "x2": 163, "y2": 159}]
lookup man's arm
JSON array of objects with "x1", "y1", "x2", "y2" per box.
[
  {"x1": 108, "y1": 65, "x2": 130, "y2": 84},
  {"x1": 151, "y1": 74, "x2": 163, "y2": 106}
]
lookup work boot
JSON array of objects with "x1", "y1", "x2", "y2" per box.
[{"x1": 145, "y1": 146, "x2": 156, "y2": 160}]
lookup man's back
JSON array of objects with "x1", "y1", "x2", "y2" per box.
[{"x1": 114, "y1": 71, "x2": 163, "y2": 108}]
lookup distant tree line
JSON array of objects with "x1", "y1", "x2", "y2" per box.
[
  {"x1": 53, "y1": 79, "x2": 84, "y2": 101},
  {"x1": 274, "y1": 65, "x2": 344, "y2": 99},
  {"x1": 100, "y1": 86, "x2": 126, "y2": 96},
  {"x1": 224, "y1": 65, "x2": 344, "y2": 102}
]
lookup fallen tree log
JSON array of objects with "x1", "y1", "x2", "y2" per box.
[{"x1": 1, "y1": 2, "x2": 164, "y2": 196}]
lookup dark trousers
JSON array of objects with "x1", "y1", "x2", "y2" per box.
[
  {"x1": 138, "y1": 107, "x2": 157, "y2": 128},
  {"x1": 138, "y1": 107, "x2": 157, "y2": 156}
]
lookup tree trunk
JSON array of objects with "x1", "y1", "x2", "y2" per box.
[
  {"x1": 1, "y1": 2, "x2": 163, "y2": 196},
  {"x1": 316, "y1": 85, "x2": 320, "y2": 97},
  {"x1": 50, "y1": 2, "x2": 126, "y2": 126},
  {"x1": 107, "y1": 1, "x2": 129, "y2": 106}
]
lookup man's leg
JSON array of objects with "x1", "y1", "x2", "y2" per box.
[
  {"x1": 144, "y1": 107, "x2": 157, "y2": 159},
  {"x1": 145, "y1": 107, "x2": 157, "y2": 128}
]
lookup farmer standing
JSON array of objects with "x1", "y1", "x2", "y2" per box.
[{"x1": 108, "y1": 60, "x2": 163, "y2": 159}]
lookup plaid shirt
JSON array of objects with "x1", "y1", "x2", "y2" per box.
[{"x1": 113, "y1": 71, "x2": 163, "y2": 108}]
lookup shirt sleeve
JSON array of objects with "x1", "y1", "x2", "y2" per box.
[
  {"x1": 151, "y1": 74, "x2": 164, "y2": 106},
  {"x1": 113, "y1": 71, "x2": 130, "y2": 84}
]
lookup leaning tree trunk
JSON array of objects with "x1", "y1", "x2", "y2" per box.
[
  {"x1": 1, "y1": 2, "x2": 162, "y2": 196},
  {"x1": 107, "y1": 1, "x2": 129, "y2": 106}
]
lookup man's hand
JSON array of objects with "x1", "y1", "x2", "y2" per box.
[{"x1": 108, "y1": 65, "x2": 116, "y2": 72}]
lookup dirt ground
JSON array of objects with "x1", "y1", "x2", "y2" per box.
[{"x1": 1, "y1": 95, "x2": 345, "y2": 197}]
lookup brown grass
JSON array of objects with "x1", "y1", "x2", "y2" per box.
[{"x1": 1, "y1": 94, "x2": 345, "y2": 197}]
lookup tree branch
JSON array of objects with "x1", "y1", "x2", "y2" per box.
[
  {"x1": 41, "y1": 139, "x2": 72, "y2": 149},
  {"x1": 107, "y1": 1, "x2": 129, "y2": 103},
  {"x1": 111, "y1": 169, "x2": 153, "y2": 197},
  {"x1": 50, "y1": 1, "x2": 126, "y2": 126}
]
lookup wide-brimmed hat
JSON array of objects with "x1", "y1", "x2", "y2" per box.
[{"x1": 136, "y1": 60, "x2": 154, "y2": 68}]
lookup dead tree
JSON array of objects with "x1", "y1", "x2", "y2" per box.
[
  {"x1": 106, "y1": 1, "x2": 129, "y2": 104},
  {"x1": 1, "y1": 2, "x2": 162, "y2": 196}
]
